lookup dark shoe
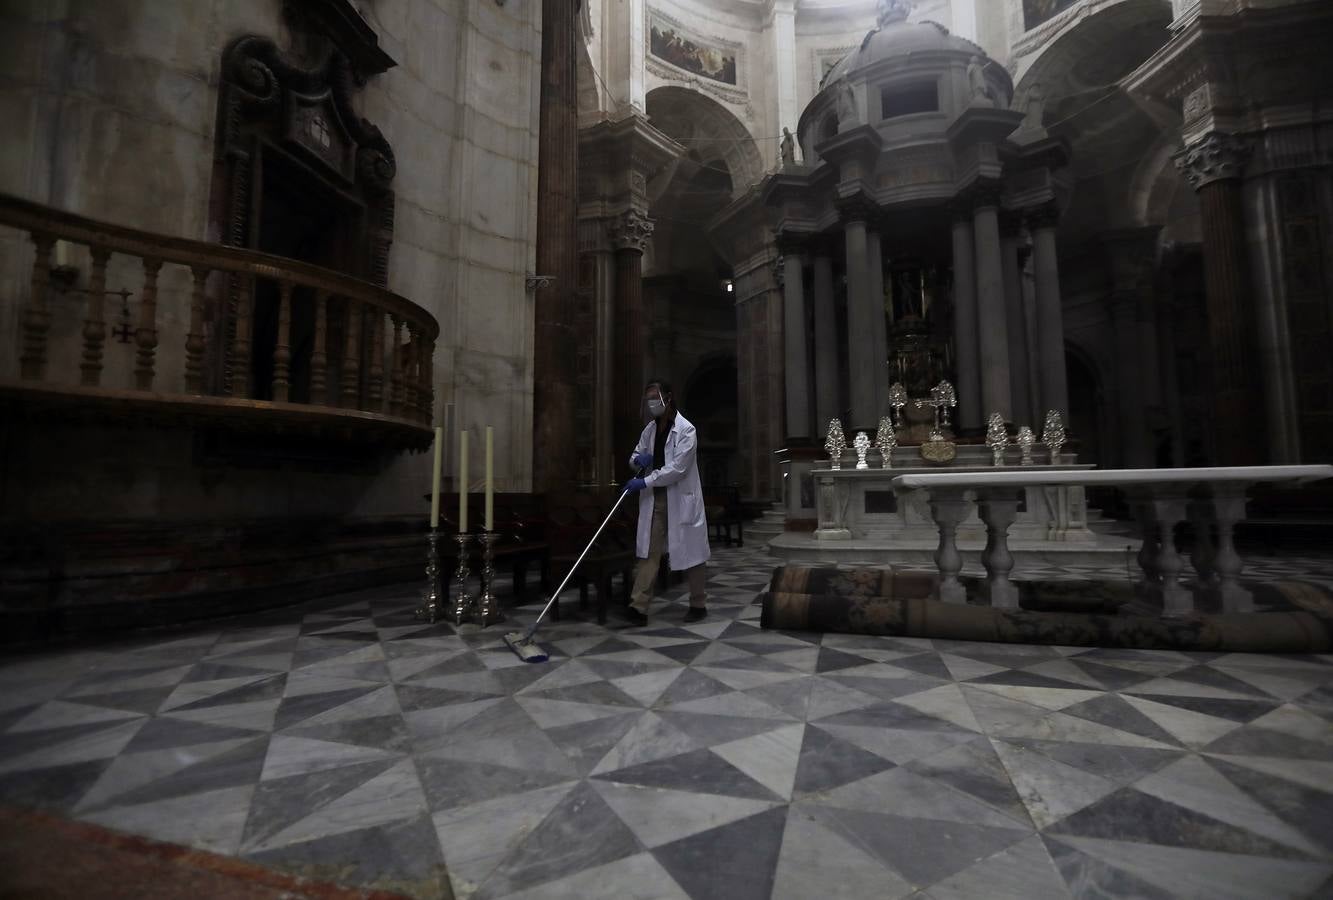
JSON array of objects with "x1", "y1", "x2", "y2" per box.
[
  {"x1": 625, "y1": 608, "x2": 649, "y2": 627},
  {"x1": 682, "y1": 607, "x2": 707, "y2": 623}
]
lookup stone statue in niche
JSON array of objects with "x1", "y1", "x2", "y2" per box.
[
  {"x1": 837, "y1": 82, "x2": 858, "y2": 130},
  {"x1": 781, "y1": 127, "x2": 796, "y2": 167},
  {"x1": 968, "y1": 56, "x2": 994, "y2": 108},
  {"x1": 1021, "y1": 81, "x2": 1045, "y2": 130}
]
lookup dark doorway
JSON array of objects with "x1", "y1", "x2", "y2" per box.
[{"x1": 251, "y1": 147, "x2": 365, "y2": 402}]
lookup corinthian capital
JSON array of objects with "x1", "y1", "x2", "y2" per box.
[
  {"x1": 608, "y1": 210, "x2": 655, "y2": 253},
  {"x1": 1174, "y1": 132, "x2": 1251, "y2": 190}
]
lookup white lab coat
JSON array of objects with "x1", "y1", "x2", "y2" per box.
[{"x1": 629, "y1": 412, "x2": 711, "y2": 571}]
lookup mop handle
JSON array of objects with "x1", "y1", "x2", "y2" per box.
[{"x1": 522, "y1": 469, "x2": 645, "y2": 641}]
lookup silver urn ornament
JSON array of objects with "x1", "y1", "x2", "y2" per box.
[
  {"x1": 853, "y1": 431, "x2": 871, "y2": 470},
  {"x1": 1017, "y1": 426, "x2": 1036, "y2": 466},
  {"x1": 986, "y1": 413, "x2": 1009, "y2": 467},
  {"x1": 875, "y1": 416, "x2": 897, "y2": 469},
  {"x1": 887, "y1": 383, "x2": 908, "y2": 430},
  {"x1": 1042, "y1": 410, "x2": 1066, "y2": 465},
  {"x1": 825, "y1": 418, "x2": 847, "y2": 470}
]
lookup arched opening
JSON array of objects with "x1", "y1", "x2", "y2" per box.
[
  {"x1": 1065, "y1": 343, "x2": 1104, "y2": 466},
  {"x1": 643, "y1": 87, "x2": 763, "y2": 489}
]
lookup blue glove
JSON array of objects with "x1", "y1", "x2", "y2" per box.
[
  {"x1": 633, "y1": 452, "x2": 654, "y2": 469},
  {"x1": 625, "y1": 477, "x2": 647, "y2": 493}
]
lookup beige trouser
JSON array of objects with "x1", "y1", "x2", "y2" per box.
[{"x1": 631, "y1": 488, "x2": 707, "y2": 613}]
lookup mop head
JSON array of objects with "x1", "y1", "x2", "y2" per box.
[{"x1": 503, "y1": 631, "x2": 549, "y2": 663}]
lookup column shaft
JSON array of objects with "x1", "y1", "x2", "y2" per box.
[
  {"x1": 1199, "y1": 180, "x2": 1265, "y2": 465},
  {"x1": 532, "y1": 0, "x2": 579, "y2": 494},
  {"x1": 614, "y1": 246, "x2": 646, "y2": 460},
  {"x1": 866, "y1": 231, "x2": 888, "y2": 422},
  {"x1": 812, "y1": 254, "x2": 839, "y2": 428},
  {"x1": 951, "y1": 215, "x2": 981, "y2": 430},
  {"x1": 783, "y1": 252, "x2": 811, "y2": 440},
  {"x1": 1002, "y1": 234, "x2": 1032, "y2": 425},
  {"x1": 844, "y1": 219, "x2": 876, "y2": 430},
  {"x1": 973, "y1": 199, "x2": 1011, "y2": 421},
  {"x1": 1031, "y1": 219, "x2": 1069, "y2": 418}
]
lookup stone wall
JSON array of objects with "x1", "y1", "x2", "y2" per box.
[{"x1": 0, "y1": 0, "x2": 541, "y2": 517}]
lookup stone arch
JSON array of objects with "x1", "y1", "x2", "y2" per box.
[
  {"x1": 1012, "y1": 0, "x2": 1174, "y2": 240},
  {"x1": 645, "y1": 86, "x2": 764, "y2": 197}
]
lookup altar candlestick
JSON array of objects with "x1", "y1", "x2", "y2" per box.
[
  {"x1": 458, "y1": 430, "x2": 469, "y2": 532},
  {"x1": 484, "y1": 426, "x2": 494, "y2": 531},
  {"x1": 429, "y1": 426, "x2": 443, "y2": 528}
]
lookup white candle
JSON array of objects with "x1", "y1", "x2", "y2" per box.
[
  {"x1": 485, "y1": 426, "x2": 494, "y2": 532},
  {"x1": 458, "y1": 429, "x2": 469, "y2": 532},
  {"x1": 429, "y1": 426, "x2": 443, "y2": 529}
]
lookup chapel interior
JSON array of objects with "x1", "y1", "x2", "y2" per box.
[{"x1": 1, "y1": 1, "x2": 1332, "y2": 898}]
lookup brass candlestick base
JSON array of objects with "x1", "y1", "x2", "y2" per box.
[
  {"x1": 477, "y1": 531, "x2": 505, "y2": 626},
  {"x1": 450, "y1": 533, "x2": 475, "y2": 626},
  {"x1": 416, "y1": 528, "x2": 443, "y2": 622}
]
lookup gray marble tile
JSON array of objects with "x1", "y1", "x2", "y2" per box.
[
  {"x1": 475, "y1": 781, "x2": 643, "y2": 899},
  {"x1": 808, "y1": 803, "x2": 1028, "y2": 888},
  {"x1": 795, "y1": 724, "x2": 897, "y2": 796},
  {"x1": 652, "y1": 806, "x2": 788, "y2": 900},
  {"x1": 595, "y1": 746, "x2": 784, "y2": 801}
]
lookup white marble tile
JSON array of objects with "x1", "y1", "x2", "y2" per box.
[
  {"x1": 710, "y1": 724, "x2": 805, "y2": 801},
  {"x1": 83, "y1": 784, "x2": 255, "y2": 856},
  {"x1": 990, "y1": 739, "x2": 1119, "y2": 829},
  {"x1": 772, "y1": 805, "x2": 914, "y2": 900}
]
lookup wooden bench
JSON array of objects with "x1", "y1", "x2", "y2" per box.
[
  {"x1": 542, "y1": 500, "x2": 636, "y2": 625},
  {"x1": 706, "y1": 486, "x2": 744, "y2": 547}
]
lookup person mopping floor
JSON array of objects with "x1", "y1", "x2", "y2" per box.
[{"x1": 624, "y1": 379, "x2": 710, "y2": 626}]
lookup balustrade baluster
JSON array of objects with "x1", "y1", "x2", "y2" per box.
[
  {"x1": 311, "y1": 290, "x2": 329, "y2": 404},
  {"x1": 184, "y1": 266, "x2": 209, "y2": 394},
  {"x1": 20, "y1": 233, "x2": 55, "y2": 380},
  {"x1": 405, "y1": 326, "x2": 421, "y2": 419},
  {"x1": 389, "y1": 316, "x2": 404, "y2": 417},
  {"x1": 231, "y1": 276, "x2": 254, "y2": 398},
  {"x1": 341, "y1": 299, "x2": 362, "y2": 408},
  {"x1": 81, "y1": 247, "x2": 111, "y2": 386},
  {"x1": 421, "y1": 336, "x2": 435, "y2": 423},
  {"x1": 368, "y1": 308, "x2": 385, "y2": 410},
  {"x1": 273, "y1": 279, "x2": 293, "y2": 402},
  {"x1": 135, "y1": 257, "x2": 163, "y2": 390}
]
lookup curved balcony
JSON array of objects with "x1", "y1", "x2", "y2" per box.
[{"x1": 1, "y1": 194, "x2": 438, "y2": 449}]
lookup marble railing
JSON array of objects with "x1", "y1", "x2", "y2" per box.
[
  {"x1": 1, "y1": 194, "x2": 439, "y2": 447},
  {"x1": 892, "y1": 466, "x2": 1333, "y2": 616}
]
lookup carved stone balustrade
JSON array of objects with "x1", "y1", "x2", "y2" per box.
[
  {"x1": 892, "y1": 466, "x2": 1333, "y2": 616},
  {"x1": 0, "y1": 194, "x2": 439, "y2": 448}
]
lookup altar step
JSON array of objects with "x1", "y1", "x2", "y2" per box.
[{"x1": 748, "y1": 505, "x2": 787, "y2": 542}]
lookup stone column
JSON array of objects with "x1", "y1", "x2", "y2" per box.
[
  {"x1": 1001, "y1": 217, "x2": 1032, "y2": 426},
  {"x1": 781, "y1": 244, "x2": 811, "y2": 441},
  {"x1": 950, "y1": 208, "x2": 981, "y2": 431},
  {"x1": 812, "y1": 252, "x2": 839, "y2": 429},
  {"x1": 1029, "y1": 204, "x2": 1069, "y2": 419},
  {"x1": 610, "y1": 210, "x2": 654, "y2": 460},
  {"x1": 842, "y1": 209, "x2": 877, "y2": 430},
  {"x1": 866, "y1": 228, "x2": 889, "y2": 422},
  {"x1": 532, "y1": 0, "x2": 579, "y2": 494},
  {"x1": 1175, "y1": 132, "x2": 1265, "y2": 465},
  {"x1": 972, "y1": 185, "x2": 1012, "y2": 421}
]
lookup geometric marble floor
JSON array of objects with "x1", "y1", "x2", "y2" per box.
[{"x1": 2, "y1": 545, "x2": 1333, "y2": 899}]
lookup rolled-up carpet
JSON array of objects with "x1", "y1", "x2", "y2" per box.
[{"x1": 759, "y1": 579, "x2": 1333, "y2": 653}]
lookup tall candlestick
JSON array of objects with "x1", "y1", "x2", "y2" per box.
[
  {"x1": 458, "y1": 429, "x2": 469, "y2": 532},
  {"x1": 429, "y1": 426, "x2": 443, "y2": 528},
  {"x1": 485, "y1": 426, "x2": 494, "y2": 531}
]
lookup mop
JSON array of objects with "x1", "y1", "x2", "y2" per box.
[{"x1": 503, "y1": 469, "x2": 646, "y2": 663}]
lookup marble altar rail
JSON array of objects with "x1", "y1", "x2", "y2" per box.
[{"x1": 891, "y1": 466, "x2": 1333, "y2": 615}]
